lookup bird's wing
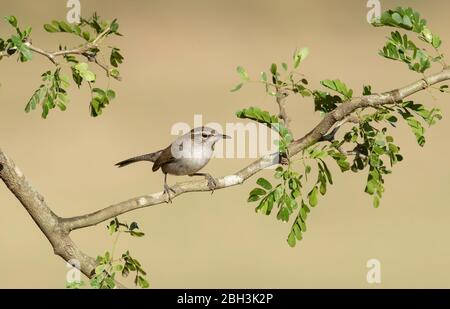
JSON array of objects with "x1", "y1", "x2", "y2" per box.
[{"x1": 152, "y1": 145, "x2": 175, "y2": 172}]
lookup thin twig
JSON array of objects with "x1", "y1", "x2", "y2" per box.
[{"x1": 19, "y1": 27, "x2": 112, "y2": 69}]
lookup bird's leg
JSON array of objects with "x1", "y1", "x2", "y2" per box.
[
  {"x1": 189, "y1": 173, "x2": 217, "y2": 194},
  {"x1": 163, "y1": 173, "x2": 176, "y2": 203}
]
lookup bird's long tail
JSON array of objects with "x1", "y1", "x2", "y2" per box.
[{"x1": 115, "y1": 151, "x2": 162, "y2": 168}]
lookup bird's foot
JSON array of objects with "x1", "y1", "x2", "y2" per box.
[
  {"x1": 164, "y1": 184, "x2": 176, "y2": 203},
  {"x1": 204, "y1": 174, "x2": 217, "y2": 194},
  {"x1": 189, "y1": 173, "x2": 218, "y2": 194}
]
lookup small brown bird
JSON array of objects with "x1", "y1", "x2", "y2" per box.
[{"x1": 115, "y1": 126, "x2": 231, "y2": 202}]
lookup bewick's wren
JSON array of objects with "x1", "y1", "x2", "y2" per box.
[{"x1": 115, "y1": 126, "x2": 231, "y2": 202}]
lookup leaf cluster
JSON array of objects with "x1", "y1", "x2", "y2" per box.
[
  {"x1": 70, "y1": 218, "x2": 149, "y2": 289},
  {"x1": 372, "y1": 7, "x2": 444, "y2": 73},
  {"x1": 1, "y1": 14, "x2": 124, "y2": 118}
]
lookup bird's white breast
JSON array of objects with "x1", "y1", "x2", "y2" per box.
[{"x1": 163, "y1": 137, "x2": 214, "y2": 175}]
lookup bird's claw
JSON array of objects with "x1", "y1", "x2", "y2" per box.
[
  {"x1": 164, "y1": 185, "x2": 176, "y2": 203},
  {"x1": 205, "y1": 175, "x2": 217, "y2": 194}
]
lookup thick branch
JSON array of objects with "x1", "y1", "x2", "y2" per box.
[
  {"x1": 62, "y1": 68, "x2": 450, "y2": 231},
  {"x1": 0, "y1": 149, "x2": 97, "y2": 277}
]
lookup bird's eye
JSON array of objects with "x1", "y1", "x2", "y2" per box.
[{"x1": 202, "y1": 133, "x2": 208, "y2": 138}]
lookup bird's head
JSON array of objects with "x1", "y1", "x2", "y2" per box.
[{"x1": 189, "y1": 126, "x2": 231, "y2": 146}]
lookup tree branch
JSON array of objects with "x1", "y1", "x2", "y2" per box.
[
  {"x1": 62, "y1": 68, "x2": 450, "y2": 231},
  {"x1": 0, "y1": 149, "x2": 97, "y2": 277},
  {"x1": 320, "y1": 115, "x2": 361, "y2": 143},
  {"x1": 1, "y1": 68, "x2": 449, "y2": 287},
  {"x1": 21, "y1": 27, "x2": 112, "y2": 67}
]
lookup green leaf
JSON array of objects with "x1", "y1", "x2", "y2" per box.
[
  {"x1": 10, "y1": 36, "x2": 32, "y2": 61},
  {"x1": 421, "y1": 28, "x2": 433, "y2": 43},
  {"x1": 25, "y1": 87, "x2": 44, "y2": 113},
  {"x1": 74, "y1": 63, "x2": 96, "y2": 82},
  {"x1": 82, "y1": 31, "x2": 91, "y2": 41},
  {"x1": 95, "y1": 265, "x2": 106, "y2": 275},
  {"x1": 373, "y1": 196, "x2": 380, "y2": 208},
  {"x1": 236, "y1": 107, "x2": 279, "y2": 128},
  {"x1": 293, "y1": 224, "x2": 302, "y2": 240},
  {"x1": 44, "y1": 24, "x2": 58, "y2": 33},
  {"x1": 92, "y1": 88, "x2": 106, "y2": 97},
  {"x1": 90, "y1": 97, "x2": 102, "y2": 117},
  {"x1": 110, "y1": 19, "x2": 120, "y2": 33},
  {"x1": 5, "y1": 16, "x2": 17, "y2": 28},
  {"x1": 249, "y1": 188, "x2": 266, "y2": 197},
  {"x1": 270, "y1": 63, "x2": 277, "y2": 75},
  {"x1": 308, "y1": 186, "x2": 318, "y2": 207},
  {"x1": 392, "y1": 13, "x2": 402, "y2": 24},
  {"x1": 58, "y1": 21, "x2": 73, "y2": 33},
  {"x1": 320, "y1": 79, "x2": 353, "y2": 99},
  {"x1": 363, "y1": 85, "x2": 372, "y2": 95},
  {"x1": 82, "y1": 71, "x2": 96, "y2": 82},
  {"x1": 398, "y1": 108, "x2": 427, "y2": 147},
  {"x1": 137, "y1": 275, "x2": 150, "y2": 288},
  {"x1": 236, "y1": 66, "x2": 249, "y2": 81},
  {"x1": 230, "y1": 83, "x2": 243, "y2": 92},
  {"x1": 256, "y1": 178, "x2": 272, "y2": 190},
  {"x1": 106, "y1": 89, "x2": 116, "y2": 100},
  {"x1": 260, "y1": 72, "x2": 268, "y2": 82},
  {"x1": 109, "y1": 68, "x2": 121, "y2": 80},
  {"x1": 57, "y1": 102, "x2": 67, "y2": 111},
  {"x1": 110, "y1": 48, "x2": 124, "y2": 68},
  {"x1": 402, "y1": 15, "x2": 413, "y2": 29},
  {"x1": 319, "y1": 160, "x2": 333, "y2": 185},
  {"x1": 432, "y1": 34, "x2": 442, "y2": 49},
  {"x1": 130, "y1": 231, "x2": 145, "y2": 237},
  {"x1": 247, "y1": 195, "x2": 261, "y2": 202},
  {"x1": 366, "y1": 179, "x2": 377, "y2": 195},
  {"x1": 319, "y1": 180, "x2": 326, "y2": 195},
  {"x1": 287, "y1": 231, "x2": 296, "y2": 248},
  {"x1": 406, "y1": 118, "x2": 426, "y2": 146},
  {"x1": 439, "y1": 85, "x2": 449, "y2": 93},
  {"x1": 293, "y1": 47, "x2": 309, "y2": 68}
]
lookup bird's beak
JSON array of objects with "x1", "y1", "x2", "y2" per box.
[{"x1": 222, "y1": 134, "x2": 232, "y2": 139}]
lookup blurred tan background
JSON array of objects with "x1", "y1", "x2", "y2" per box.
[{"x1": 1, "y1": 0, "x2": 450, "y2": 288}]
